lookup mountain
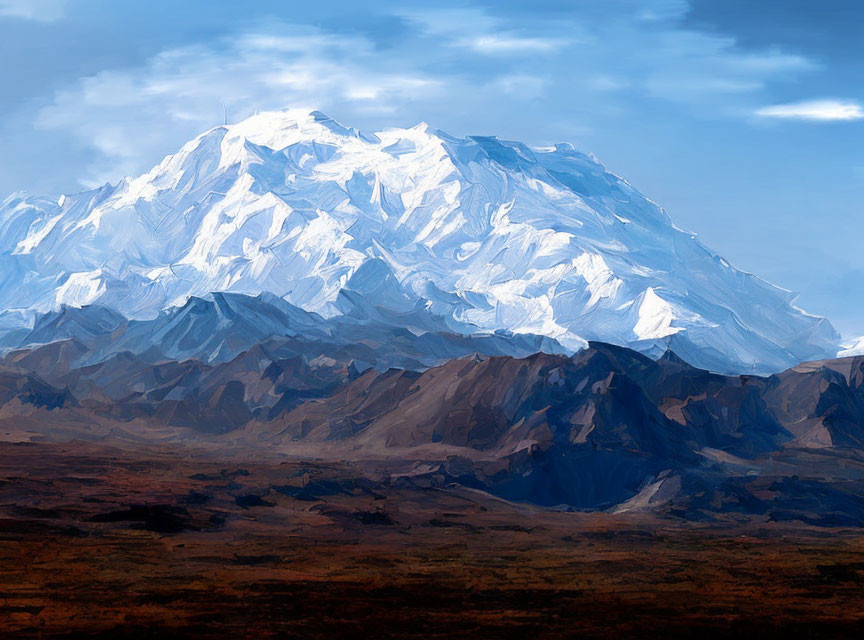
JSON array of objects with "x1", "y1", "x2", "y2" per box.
[
  {"x1": 21, "y1": 304, "x2": 126, "y2": 346},
  {"x1": 0, "y1": 365, "x2": 75, "y2": 412},
  {"x1": 8, "y1": 336, "x2": 864, "y2": 518},
  {"x1": 0, "y1": 109, "x2": 840, "y2": 373},
  {"x1": 2, "y1": 292, "x2": 564, "y2": 372},
  {"x1": 839, "y1": 335, "x2": 864, "y2": 357}
]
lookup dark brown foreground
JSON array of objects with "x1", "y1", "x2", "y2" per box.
[{"x1": 2, "y1": 442, "x2": 864, "y2": 639}]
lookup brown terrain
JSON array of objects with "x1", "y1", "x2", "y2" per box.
[
  {"x1": 5, "y1": 311, "x2": 864, "y2": 637},
  {"x1": 3, "y1": 440, "x2": 864, "y2": 639}
]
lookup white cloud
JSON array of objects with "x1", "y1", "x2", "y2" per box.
[
  {"x1": 755, "y1": 100, "x2": 864, "y2": 122},
  {"x1": 31, "y1": 2, "x2": 827, "y2": 189},
  {"x1": 35, "y1": 27, "x2": 445, "y2": 186},
  {"x1": 726, "y1": 51, "x2": 813, "y2": 73},
  {"x1": 458, "y1": 35, "x2": 569, "y2": 55},
  {"x1": 403, "y1": 3, "x2": 815, "y2": 104},
  {"x1": 0, "y1": 0, "x2": 66, "y2": 22},
  {"x1": 400, "y1": 8, "x2": 573, "y2": 56},
  {"x1": 398, "y1": 8, "x2": 499, "y2": 38},
  {"x1": 588, "y1": 75, "x2": 630, "y2": 92}
]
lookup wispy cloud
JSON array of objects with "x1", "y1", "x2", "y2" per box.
[
  {"x1": 32, "y1": 2, "x2": 829, "y2": 188},
  {"x1": 458, "y1": 35, "x2": 570, "y2": 55},
  {"x1": 400, "y1": 8, "x2": 574, "y2": 55},
  {"x1": 0, "y1": 0, "x2": 66, "y2": 22},
  {"x1": 755, "y1": 99, "x2": 864, "y2": 121},
  {"x1": 36, "y1": 27, "x2": 445, "y2": 185},
  {"x1": 492, "y1": 74, "x2": 548, "y2": 97},
  {"x1": 402, "y1": 4, "x2": 816, "y2": 104}
]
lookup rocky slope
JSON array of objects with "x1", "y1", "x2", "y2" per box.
[{"x1": 6, "y1": 336, "x2": 864, "y2": 515}]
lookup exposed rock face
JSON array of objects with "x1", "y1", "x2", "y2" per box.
[{"x1": 6, "y1": 330, "x2": 864, "y2": 513}]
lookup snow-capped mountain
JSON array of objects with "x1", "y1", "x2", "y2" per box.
[
  {"x1": 0, "y1": 109, "x2": 840, "y2": 373},
  {"x1": 839, "y1": 337, "x2": 864, "y2": 358}
]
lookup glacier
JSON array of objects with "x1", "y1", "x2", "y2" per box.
[{"x1": 0, "y1": 109, "x2": 841, "y2": 373}]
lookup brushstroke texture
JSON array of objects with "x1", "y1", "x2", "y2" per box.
[{"x1": 0, "y1": 109, "x2": 840, "y2": 373}]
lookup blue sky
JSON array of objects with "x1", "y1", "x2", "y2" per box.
[{"x1": 0, "y1": 0, "x2": 862, "y2": 334}]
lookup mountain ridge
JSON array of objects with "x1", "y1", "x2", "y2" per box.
[
  {"x1": 6, "y1": 335, "x2": 864, "y2": 517},
  {"x1": 0, "y1": 108, "x2": 840, "y2": 373},
  {"x1": 1, "y1": 292, "x2": 565, "y2": 372}
]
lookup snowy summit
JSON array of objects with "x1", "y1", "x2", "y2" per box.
[{"x1": 0, "y1": 109, "x2": 840, "y2": 373}]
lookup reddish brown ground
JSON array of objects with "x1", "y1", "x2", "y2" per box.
[{"x1": 2, "y1": 441, "x2": 864, "y2": 638}]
